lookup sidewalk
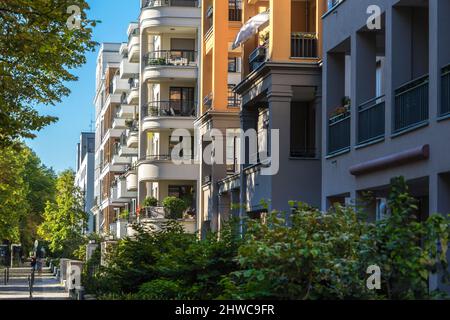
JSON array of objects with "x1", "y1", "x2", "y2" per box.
[{"x1": 0, "y1": 269, "x2": 69, "y2": 300}]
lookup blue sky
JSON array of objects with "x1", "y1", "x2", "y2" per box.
[{"x1": 25, "y1": 0, "x2": 140, "y2": 173}]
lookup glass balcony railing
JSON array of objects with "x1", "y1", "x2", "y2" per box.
[
  {"x1": 328, "y1": 110, "x2": 351, "y2": 155},
  {"x1": 291, "y1": 32, "x2": 318, "y2": 58},
  {"x1": 144, "y1": 50, "x2": 197, "y2": 67},
  {"x1": 143, "y1": 100, "x2": 196, "y2": 117},
  {"x1": 249, "y1": 44, "x2": 268, "y2": 72},
  {"x1": 142, "y1": 0, "x2": 198, "y2": 8},
  {"x1": 440, "y1": 64, "x2": 450, "y2": 116},
  {"x1": 394, "y1": 74, "x2": 429, "y2": 133},
  {"x1": 358, "y1": 95, "x2": 385, "y2": 144}
]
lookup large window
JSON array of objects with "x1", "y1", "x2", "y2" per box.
[
  {"x1": 290, "y1": 103, "x2": 316, "y2": 158},
  {"x1": 228, "y1": 57, "x2": 240, "y2": 73},
  {"x1": 229, "y1": 0, "x2": 242, "y2": 21},
  {"x1": 170, "y1": 87, "x2": 195, "y2": 115}
]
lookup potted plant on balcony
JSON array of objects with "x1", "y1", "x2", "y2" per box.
[
  {"x1": 125, "y1": 119, "x2": 134, "y2": 128},
  {"x1": 162, "y1": 196, "x2": 189, "y2": 220},
  {"x1": 143, "y1": 196, "x2": 158, "y2": 207},
  {"x1": 329, "y1": 96, "x2": 351, "y2": 119},
  {"x1": 119, "y1": 209, "x2": 129, "y2": 221}
]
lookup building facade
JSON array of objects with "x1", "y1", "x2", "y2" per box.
[
  {"x1": 195, "y1": 0, "x2": 244, "y2": 236},
  {"x1": 321, "y1": 0, "x2": 450, "y2": 291},
  {"x1": 75, "y1": 132, "x2": 96, "y2": 233},
  {"x1": 92, "y1": 1, "x2": 202, "y2": 238}
]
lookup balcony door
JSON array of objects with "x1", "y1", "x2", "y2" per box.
[{"x1": 170, "y1": 87, "x2": 194, "y2": 116}]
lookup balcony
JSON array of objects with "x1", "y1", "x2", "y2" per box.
[
  {"x1": 249, "y1": 45, "x2": 267, "y2": 72},
  {"x1": 142, "y1": 0, "x2": 198, "y2": 8},
  {"x1": 117, "y1": 104, "x2": 137, "y2": 119},
  {"x1": 139, "y1": 206, "x2": 196, "y2": 232},
  {"x1": 112, "y1": 118, "x2": 127, "y2": 130},
  {"x1": 128, "y1": 28, "x2": 140, "y2": 62},
  {"x1": 140, "y1": 1, "x2": 200, "y2": 32},
  {"x1": 127, "y1": 80, "x2": 139, "y2": 105},
  {"x1": 117, "y1": 177, "x2": 137, "y2": 199},
  {"x1": 112, "y1": 144, "x2": 131, "y2": 165},
  {"x1": 440, "y1": 64, "x2": 450, "y2": 117},
  {"x1": 120, "y1": 59, "x2": 139, "y2": 79},
  {"x1": 112, "y1": 76, "x2": 129, "y2": 94},
  {"x1": 143, "y1": 100, "x2": 196, "y2": 117},
  {"x1": 138, "y1": 155, "x2": 198, "y2": 182},
  {"x1": 394, "y1": 75, "x2": 429, "y2": 134},
  {"x1": 118, "y1": 143, "x2": 138, "y2": 157},
  {"x1": 143, "y1": 50, "x2": 198, "y2": 81},
  {"x1": 357, "y1": 96, "x2": 385, "y2": 144},
  {"x1": 125, "y1": 165, "x2": 138, "y2": 191},
  {"x1": 328, "y1": 110, "x2": 350, "y2": 155},
  {"x1": 291, "y1": 32, "x2": 318, "y2": 58},
  {"x1": 144, "y1": 50, "x2": 197, "y2": 67},
  {"x1": 203, "y1": 93, "x2": 213, "y2": 111},
  {"x1": 126, "y1": 128, "x2": 139, "y2": 148}
]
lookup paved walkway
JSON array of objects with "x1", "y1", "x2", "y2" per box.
[{"x1": 0, "y1": 268, "x2": 69, "y2": 300}]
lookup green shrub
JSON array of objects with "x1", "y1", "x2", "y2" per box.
[
  {"x1": 143, "y1": 196, "x2": 158, "y2": 207},
  {"x1": 162, "y1": 196, "x2": 188, "y2": 220},
  {"x1": 138, "y1": 279, "x2": 183, "y2": 300}
]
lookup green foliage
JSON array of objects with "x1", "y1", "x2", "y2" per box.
[
  {"x1": 362, "y1": 177, "x2": 450, "y2": 299},
  {"x1": 143, "y1": 196, "x2": 158, "y2": 207},
  {"x1": 162, "y1": 196, "x2": 188, "y2": 219},
  {"x1": 37, "y1": 170, "x2": 87, "y2": 258},
  {"x1": 0, "y1": 0, "x2": 98, "y2": 145},
  {"x1": 0, "y1": 143, "x2": 56, "y2": 249},
  {"x1": 0, "y1": 145, "x2": 30, "y2": 242},
  {"x1": 85, "y1": 177, "x2": 450, "y2": 300},
  {"x1": 119, "y1": 210, "x2": 129, "y2": 220},
  {"x1": 90, "y1": 220, "x2": 242, "y2": 300},
  {"x1": 221, "y1": 203, "x2": 376, "y2": 300}
]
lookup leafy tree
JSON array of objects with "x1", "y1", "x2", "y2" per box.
[
  {"x1": 37, "y1": 169, "x2": 87, "y2": 258},
  {"x1": 20, "y1": 148, "x2": 56, "y2": 253},
  {"x1": 0, "y1": 0, "x2": 97, "y2": 145},
  {"x1": 0, "y1": 145, "x2": 30, "y2": 242},
  {"x1": 363, "y1": 177, "x2": 450, "y2": 299}
]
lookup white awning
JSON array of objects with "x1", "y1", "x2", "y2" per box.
[{"x1": 232, "y1": 11, "x2": 270, "y2": 50}]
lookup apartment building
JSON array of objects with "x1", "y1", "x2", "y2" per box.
[
  {"x1": 129, "y1": 0, "x2": 201, "y2": 233},
  {"x1": 207, "y1": 0, "x2": 326, "y2": 230},
  {"x1": 91, "y1": 43, "x2": 130, "y2": 236},
  {"x1": 196, "y1": 0, "x2": 244, "y2": 235},
  {"x1": 75, "y1": 132, "x2": 96, "y2": 233},
  {"x1": 321, "y1": 0, "x2": 450, "y2": 291}
]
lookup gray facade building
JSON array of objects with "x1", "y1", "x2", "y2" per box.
[
  {"x1": 75, "y1": 132, "x2": 96, "y2": 233},
  {"x1": 321, "y1": 0, "x2": 450, "y2": 291}
]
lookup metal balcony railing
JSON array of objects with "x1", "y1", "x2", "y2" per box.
[
  {"x1": 358, "y1": 95, "x2": 385, "y2": 144},
  {"x1": 142, "y1": 0, "x2": 198, "y2": 8},
  {"x1": 291, "y1": 32, "x2": 318, "y2": 58},
  {"x1": 440, "y1": 64, "x2": 450, "y2": 116},
  {"x1": 144, "y1": 50, "x2": 197, "y2": 67},
  {"x1": 249, "y1": 45, "x2": 268, "y2": 72},
  {"x1": 328, "y1": 110, "x2": 351, "y2": 155},
  {"x1": 394, "y1": 74, "x2": 429, "y2": 133},
  {"x1": 143, "y1": 100, "x2": 196, "y2": 117},
  {"x1": 145, "y1": 154, "x2": 194, "y2": 161}
]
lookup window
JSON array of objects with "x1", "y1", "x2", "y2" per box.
[
  {"x1": 227, "y1": 85, "x2": 241, "y2": 107},
  {"x1": 229, "y1": 0, "x2": 242, "y2": 21},
  {"x1": 228, "y1": 57, "x2": 238, "y2": 73},
  {"x1": 169, "y1": 87, "x2": 195, "y2": 115},
  {"x1": 290, "y1": 103, "x2": 316, "y2": 158}
]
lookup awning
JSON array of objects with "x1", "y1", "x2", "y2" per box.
[{"x1": 231, "y1": 11, "x2": 270, "y2": 50}]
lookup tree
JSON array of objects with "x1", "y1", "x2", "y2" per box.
[
  {"x1": 0, "y1": 0, "x2": 97, "y2": 146},
  {"x1": 38, "y1": 169, "x2": 87, "y2": 258},
  {"x1": 20, "y1": 149, "x2": 56, "y2": 253},
  {"x1": 0, "y1": 145, "x2": 30, "y2": 242}
]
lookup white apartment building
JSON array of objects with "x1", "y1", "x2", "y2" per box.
[
  {"x1": 75, "y1": 132, "x2": 96, "y2": 234},
  {"x1": 92, "y1": 1, "x2": 201, "y2": 237}
]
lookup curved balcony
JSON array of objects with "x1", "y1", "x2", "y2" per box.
[
  {"x1": 143, "y1": 50, "x2": 197, "y2": 82},
  {"x1": 138, "y1": 155, "x2": 198, "y2": 182},
  {"x1": 128, "y1": 28, "x2": 140, "y2": 62},
  {"x1": 125, "y1": 166, "x2": 138, "y2": 191},
  {"x1": 142, "y1": 100, "x2": 197, "y2": 131},
  {"x1": 140, "y1": 0, "x2": 200, "y2": 32}
]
